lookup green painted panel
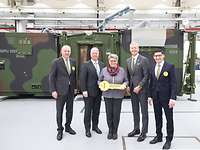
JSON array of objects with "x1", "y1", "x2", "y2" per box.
[
  {"x1": 23, "y1": 49, "x2": 56, "y2": 92},
  {"x1": 0, "y1": 58, "x2": 15, "y2": 91}
]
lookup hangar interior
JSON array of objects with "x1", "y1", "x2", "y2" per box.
[{"x1": 0, "y1": 0, "x2": 200, "y2": 150}]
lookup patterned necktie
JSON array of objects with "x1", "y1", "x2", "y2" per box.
[
  {"x1": 131, "y1": 57, "x2": 135, "y2": 71},
  {"x1": 156, "y1": 64, "x2": 161, "y2": 79},
  {"x1": 66, "y1": 59, "x2": 71, "y2": 75}
]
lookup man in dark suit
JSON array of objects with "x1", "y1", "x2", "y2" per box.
[
  {"x1": 49, "y1": 45, "x2": 76, "y2": 141},
  {"x1": 126, "y1": 41, "x2": 149, "y2": 142},
  {"x1": 80, "y1": 47, "x2": 104, "y2": 138},
  {"x1": 148, "y1": 49, "x2": 176, "y2": 150}
]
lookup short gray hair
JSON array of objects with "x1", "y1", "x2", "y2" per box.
[
  {"x1": 108, "y1": 53, "x2": 118, "y2": 61},
  {"x1": 61, "y1": 45, "x2": 71, "y2": 51},
  {"x1": 130, "y1": 41, "x2": 139, "y2": 47},
  {"x1": 90, "y1": 47, "x2": 99, "y2": 55}
]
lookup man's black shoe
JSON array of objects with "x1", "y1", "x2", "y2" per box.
[
  {"x1": 112, "y1": 133, "x2": 118, "y2": 140},
  {"x1": 92, "y1": 127, "x2": 102, "y2": 134},
  {"x1": 137, "y1": 133, "x2": 146, "y2": 142},
  {"x1": 65, "y1": 126, "x2": 76, "y2": 135},
  {"x1": 57, "y1": 132, "x2": 63, "y2": 141},
  {"x1": 107, "y1": 133, "x2": 113, "y2": 139},
  {"x1": 86, "y1": 131, "x2": 91, "y2": 138},
  {"x1": 162, "y1": 141, "x2": 171, "y2": 149},
  {"x1": 128, "y1": 129, "x2": 140, "y2": 137},
  {"x1": 149, "y1": 136, "x2": 163, "y2": 144}
]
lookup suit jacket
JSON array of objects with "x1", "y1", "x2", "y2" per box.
[
  {"x1": 149, "y1": 61, "x2": 177, "y2": 101},
  {"x1": 126, "y1": 54, "x2": 149, "y2": 91},
  {"x1": 80, "y1": 60, "x2": 104, "y2": 97},
  {"x1": 49, "y1": 57, "x2": 76, "y2": 96}
]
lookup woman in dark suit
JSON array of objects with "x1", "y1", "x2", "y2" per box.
[{"x1": 99, "y1": 53, "x2": 128, "y2": 140}]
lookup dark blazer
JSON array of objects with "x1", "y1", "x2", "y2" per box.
[
  {"x1": 49, "y1": 57, "x2": 76, "y2": 95},
  {"x1": 126, "y1": 54, "x2": 149, "y2": 91},
  {"x1": 149, "y1": 61, "x2": 177, "y2": 101},
  {"x1": 80, "y1": 60, "x2": 104, "y2": 97}
]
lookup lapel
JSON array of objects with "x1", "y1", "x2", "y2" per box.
[
  {"x1": 127, "y1": 57, "x2": 131, "y2": 68},
  {"x1": 132, "y1": 54, "x2": 141, "y2": 74},
  {"x1": 99, "y1": 61, "x2": 104, "y2": 71},
  {"x1": 127, "y1": 57, "x2": 133, "y2": 74},
  {"x1": 69, "y1": 58, "x2": 73, "y2": 73},
  {"x1": 152, "y1": 64, "x2": 157, "y2": 80},
  {"x1": 69, "y1": 58, "x2": 73, "y2": 68},
  {"x1": 89, "y1": 60, "x2": 97, "y2": 75},
  {"x1": 60, "y1": 57, "x2": 67, "y2": 73},
  {"x1": 159, "y1": 61, "x2": 167, "y2": 79},
  {"x1": 60, "y1": 57, "x2": 71, "y2": 76}
]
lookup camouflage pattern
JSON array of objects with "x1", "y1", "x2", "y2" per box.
[
  {"x1": 0, "y1": 30, "x2": 187, "y2": 96},
  {"x1": 0, "y1": 32, "x2": 57, "y2": 96}
]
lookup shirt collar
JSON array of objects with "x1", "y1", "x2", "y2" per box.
[
  {"x1": 157, "y1": 60, "x2": 164, "y2": 67},
  {"x1": 132, "y1": 53, "x2": 139, "y2": 61},
  {"x1": 62, "y1": 57, "x2": 70, "y2": 62},
  {"x1": 91, "y1": 59, "x2": 98, "y2": 64}
]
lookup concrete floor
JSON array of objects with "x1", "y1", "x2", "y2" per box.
[
  {"x1": 0, "y1": 74, "x2": 200, "y2": 150},
  {"x1": 0, "y1": 97, "x2": 200, "y2": 150}
]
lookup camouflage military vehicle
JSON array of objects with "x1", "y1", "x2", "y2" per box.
[
  {"x1": 0, "y1": 30, "x2": 194, "y2": 96},
  {"x1": 0, "y1": 32, "x2": 124, "y2": 96},
  {"x1": 0, "y1": 32, "x2": 57, "y2": 96}
]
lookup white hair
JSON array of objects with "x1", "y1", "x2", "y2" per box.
[
  {"x1": 61, "y1": 45, "x2": 71, "y2": 51},
  {"x1": 130, "y1": 41, "x2": 139, "y2": 47},
  {"x1": 90, "y1": 47, "x2": 99, "y2": 55},
  {"x1": 108, "y1": 53, "x2": 118, "y2": 61}
]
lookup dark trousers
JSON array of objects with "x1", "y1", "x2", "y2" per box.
[
  {"x1": 153, "y1": 92, "x2": 174, "y2": 142},
  {"x1": 56, "y1": 87, "x2": 74, "y2": 132},
  {"x1": 131, "y1": 91, "x2": 148, "y2": 134},
  {"x1": 83, "y1": 95, "x2": 101, "y2": 131},
  {"x1": 104, "y1": 98, "x2": 122, "y2": 134}
]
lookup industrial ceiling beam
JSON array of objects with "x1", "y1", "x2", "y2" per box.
[
  {"x1": 98, "y1": 6, "x2": 135, "y2": 31},
  {"x1": 0, "y1": 17, "x2": 200, "y2": 21},
  {"x1": 1, "y1": 6, "x2": 200, "y2": 15},
  {"x1": 0, "y1": 17, "x2": 104, "y2": 21}
]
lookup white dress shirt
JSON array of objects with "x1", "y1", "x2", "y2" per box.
[
  {"x1": 155, "y1": 60, "x2": 164, "y2": 78},
  {"x1": 132, "y1": 53, "x2": 139, "y2": 65},
  {"x1": 91, "y1": 59, "x2": 100, "y2": 76}
]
